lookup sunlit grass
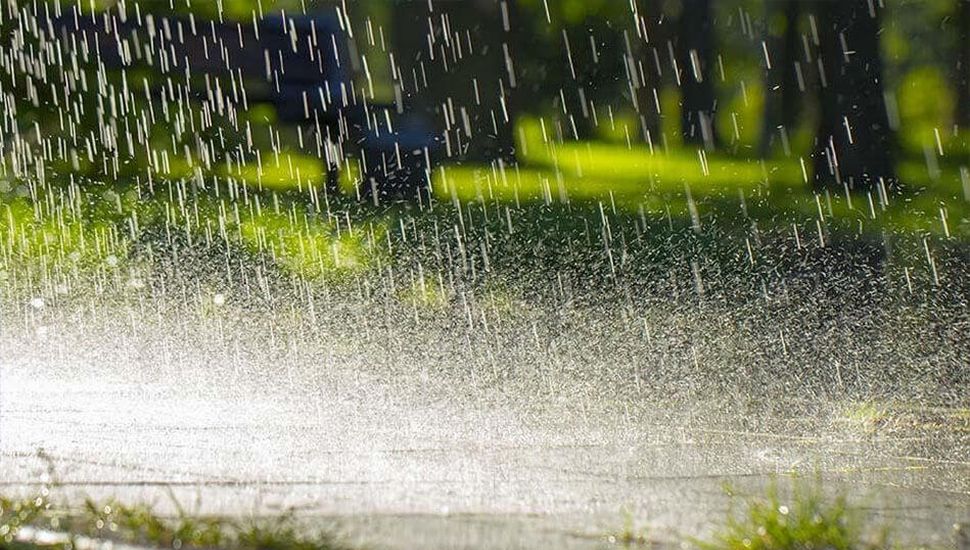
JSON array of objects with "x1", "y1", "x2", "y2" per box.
[
  {"x1": 236, "y1": 206, "x2": 375, "y2": 278},
  {"x1": 1, "y1": 177, "x2": 383, "y2": 286},
  {"x1": 221, "y1": 153, "x2": 328, "y2": 193},
  {"x1": 0, "y1": 195, "x2": 129, "y2": 274},
  {"x1": 431, "y1": 155, "x2": 792, "y2": 215},
  {"x1": 702, "y1": 482, "x2": 887, "y2": 550},
  {"x1": 2, "y1": 490, "x2": 355, "y2": 550},
  {"x1": 3, "y1": 112, "x2": 967, "y2": 290},
  {"x1": 429, "y1": 118, "x2": 970, "y2": 239},
  {"x1": 516, "y1": 117, "x2": 802, "y2": 192}
]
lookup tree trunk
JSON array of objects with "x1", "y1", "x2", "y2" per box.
[
  {"x1": 677, "y1": 0, "x2": 719, "y2": 149},
  {"x1": 563, "y1": 19, "x2": 630, "y2": 142},
  {"x1": 487, "y1": 0, "x2": 520, "y2": 164},
  {"x1": 957, "y1": 0, "x2": 970, "y2": 128},
  {"x1": 759, "y1": 0, "x2": 802, "y2": 157},
  {"x1": 812, "y1": 0, "x2": 895, "y2": 190},
  {"x1": 388, "y1": 0, "x2": 517, "y2": 165},
  {"x1": 632, "y1": 0, "x2": 666, "y2": 148}
]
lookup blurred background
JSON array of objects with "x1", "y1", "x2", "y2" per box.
[
  {"x1": 5, "y1": 0, "x2": 969, "y2": 190},
  {"x1": 2, "y1": 5, "x2": 970, "y2": 546},
  {"x1": 2, "y1": 0, "x2": 969, "y2": 400}
]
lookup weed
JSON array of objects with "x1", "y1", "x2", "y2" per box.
[{"x1": 702, "y1": 481, "x2": 888, "y2": 550}]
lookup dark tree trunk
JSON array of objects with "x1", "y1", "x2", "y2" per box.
[
  {"x1": 558, "y1": 27, "x2": 591, "y2": 141},
  {"x1": 388, "y1": 0, "x2": 517, "y2": 166},
  {"x1": 812, "y1": 0, "x2": 895, "y2": 191},
  {"x1": 561, "y1": 20, "x2": 629, "y2": 142},
  {"x1": 759, "y1": 0, "x2": 803, "y2": 157},
  {"x1": 632, "y1": 0, "x2": 666, "y2": 148},
  {"x1": 677, "y1": 0, "x2": 719, "y2": 149},
  {"x1": 490, "y1": 0, "x2": 520, "y2": 164},
  {"x1": 957, "y1": 0, "x2": 970, "y2": 128}
]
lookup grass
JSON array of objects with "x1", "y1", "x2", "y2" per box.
[
  {"x1": 3, "y1": 118, "x2": 968, "y2": 303},
  {"x1": 431, "y1": 118, "x2": 970, "y2": 240},
  {"x1": 701, "y1": 482, "x2": 888, "y2": 550},
  {"x1": 0, "y1": 177, "x2": 378, "y2": 285},
  {"x1": 592, "y1": 481, "x2": 926, "y2": 549},
  {"x1": 836, "y1": 401, "x2": 970, "y2": 436},
  {"x1": 1, "y1": 491, "x2": 356, "y2": 550},
  {"x1": 5, "y1": 104, "x2": 968, "y2": 277},
  {"x1": 603, "y1": 510, "x2": 653, "y2": 547},
  {"x1": 838, "y1": 402, "x2": 893, "y2": 434},
  {"x1": 234, "y1": 201, "x2": 375, "y2": 278},
  {"x1": 0, "y1": 487, "x2": 934, "y2": 550},
  {"x1": 0, "y1": 493, "x2": 49, "y2": 545}
]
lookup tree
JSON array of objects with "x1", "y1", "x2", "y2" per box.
[
  {"x1": 811, "y1": 0, "x2": 895, "y2": 190},
  {"x1": 493, "y1": 0, "x2": 522, "y2": 164},
  {"x1": 956, "y1": 0, "x2": 970, "y2": 128},
  {"x1": 759, "y1": 0, "x2": 804, "y2": 157},
  {"x1": 677, "y1": 0, "x2": 719, "y2": 149},
  {"x1": 387, "y1": 0, "x2": 517, "y2": 165},
  {"x1": 632, "y1": 0, "x2": 668, "y2": 149}
]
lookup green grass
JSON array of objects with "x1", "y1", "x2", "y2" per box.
[
  {"x1": 219, "y1": 153, "x2": 329, "y2": 194},
  {"x1": 835, "y1": 402, "x2": 970, "y2": 436},
  {"x1": 701, "y1": 482, "x2": 888, "y2": 550},
  {"x1": 0, "y1": 177, "x2": 380, "y2": 285},
  {"x1": 1, "y1": 491, "x2": 356, "y2": 550},
  {"x1": 0, "y1": 494, "x2": 50, "y2": 545},
  {"x1": 431, "y1": 118, "x2": 970, "y2": 240},
  {"x1": 1, "y1": 196, "x2": 128, "y2": 270},
  {"x1": 234, "y1": 201, "x2": 376, "y2": 279},
  {"x1": 3, "y1": 115, "x2": 968, "y2": 292}
]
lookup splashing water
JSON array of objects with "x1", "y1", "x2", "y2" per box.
[{"x1": 0, "y1": 0, "x2": 968, "y2": 548}]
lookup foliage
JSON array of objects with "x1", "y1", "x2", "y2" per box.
[
  {"x1": 3, "y1": 491, "x2": 355, "y2": 550},
  {"x1": 0, "y1": 493, "x2": 51, "y2": 546},
  {"x1": 702, "y1": 482, "x2": 886, "y2": 550},
  {"x1": 897, "y1": 67, "x2": 956, "y2": 153}
]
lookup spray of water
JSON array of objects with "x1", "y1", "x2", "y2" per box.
[{"x1": 0, "y1": 0, "x2": 968, "y2": 548}]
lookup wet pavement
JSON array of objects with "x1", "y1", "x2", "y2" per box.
[{"x1": 2, "y1": 365, "x2": 967, "y2": 549}]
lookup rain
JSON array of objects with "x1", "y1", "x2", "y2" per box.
[{"x1": 0, "y1": 0, "x2": 968, "y2": 548}]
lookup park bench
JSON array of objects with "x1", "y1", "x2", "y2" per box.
[{"x1": 45, "y1": 6, "x2": 438, "y2": 200}]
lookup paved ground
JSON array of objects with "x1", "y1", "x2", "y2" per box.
[
  {"x1": 1, "y1": 270, "x2": 968, "y2": 549},
  {"x1": 1, "y1": 362, "x2": 968, "y2": 549}
]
